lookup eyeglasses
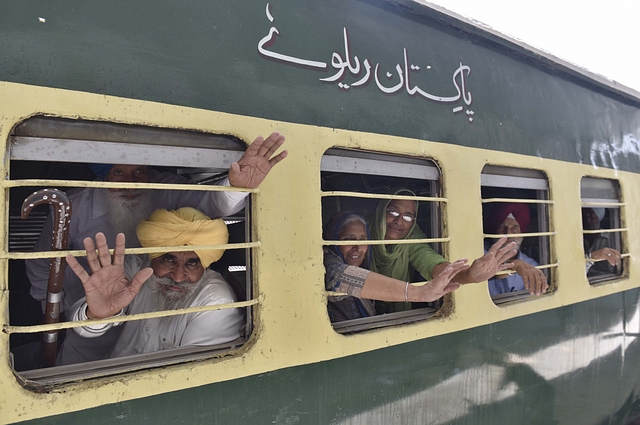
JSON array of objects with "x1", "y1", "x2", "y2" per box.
[{"x1": 386, "y1": 208, "x2": 415, "y2": 223}]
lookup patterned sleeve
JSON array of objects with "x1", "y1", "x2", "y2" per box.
[{"x1": 323, "y1": 249, "x2": 371, "y2": 299}]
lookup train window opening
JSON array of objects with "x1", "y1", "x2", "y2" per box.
[
  {"x1": 321, "y1": 148, "x2": 448, "y2": 333},
  {"x1": 481, "y1": 165, "x2": 555, "y2": 305},
  {"x1": 581, "y1": 177, "x2": 627, "y2": 284},
  {"x1": 5, "y1": 117, "x2": 256, "y2": 385}
]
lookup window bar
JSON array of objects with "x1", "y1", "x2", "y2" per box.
[
  {"x1": 481, "y1": 198, "x2": 554, "y2": 204},
  {"x1": 581, "y1": 201, "x2": 626, "y2": 207},
  {"x1": 585, "y1": 253, "x2": 631, "y2": 264},
  {"x1": 582, "y1": 228, "x2": 628, "y2": 235},
  {"x1": 1, "y1": 242, "x2": 260, "y2": 260},
  {"x1": 4, "y1": 298, "x2": 260, "y2": 335},
  {"x1": 480, "y1": 262, "x2": 559, "y2": 278},
  {"x1": 324, "y1": 238, "x2": 450, "y2": 246},
  {"x1": 3, "y1": 179, "x2": 258, "y2": 193},
  {"x1": 321, "y1": 191, "x2": 447, "y2": 203},
  {"x1": 483, "y1": 231, "x2": 557, "y2": 239}
]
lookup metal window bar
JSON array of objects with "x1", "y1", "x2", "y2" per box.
[
  {"x1": 3, "y1": 298, "x2": 260, "y2": 335},
  {"x1": 321, "y1": 190, "x2": 450, "y2": 244},
  {"x1": 585, "y1": 253, "x2": 632, "y2": 264},
  {"x1": 483, "y1": 231, "x2": 556, "y2": 239},
  {"x1": 323, "y1": 238, "x2": 450, "y2": 246},
  {"x1": 3, "y1": 179, "x2": 258, "y2": 193},
  {"x1": 581, "y1": 201, "x2": 626, "y2": 207},
  {"x1": 322, "y1": 191, "x2": 447, "y2": 203},
  {"x1": 481, "y1": 198, "x2": 554, "y2": 204},
  {"x1": 582, "y1": 228, "x2": 628, "y2": 235},
  {"x1": 2, "y1": 242, "x2": 260, "y2": 260},
  {"x1": 492, "y1": 262, "x2": 560, "y2": 277}
]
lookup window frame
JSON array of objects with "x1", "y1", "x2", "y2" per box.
[
  {"x1": 321, "y1": 148, "x2": 449, "y2": 333},
  {"x1": 480, "y1": 165, "x2": 556, "y2": 305},
  {"x1": 6, "y1": 116, "x2": 258, "y2": 386},
  {"x1": 580, "y1": 176, "x2": 628, "y2": 285}
]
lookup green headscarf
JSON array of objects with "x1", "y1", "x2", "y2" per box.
[
  {"x1": 370, "y1": 189, "x2": 448, "y2": 313},
  {"x1": 370, "y1": 189, "x2": 420, "y2": 282}
]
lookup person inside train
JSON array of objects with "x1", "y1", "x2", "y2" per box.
[
  {"x1": 369, "y1": 189, "x2": 517, "y2": 313},
  {"x1": 582, "y1": 207, "x2": 622, "y2": 275},
  {"x1": 482, "y1": 202, "x2": 548, "y2": 296},
  {"x1": 57, "y1": 207, "x2": 243, "y2": 365},
  {"x1": 323, "y1": 211, "x2": 469, "y2": 322},
  {"x1": 27, "y1": 132, "x2": 287, "y2": 319}
]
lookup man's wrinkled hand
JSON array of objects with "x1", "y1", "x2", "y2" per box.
[{"x1": 228, "y1": 132, "x2": 287, "y2": 189}]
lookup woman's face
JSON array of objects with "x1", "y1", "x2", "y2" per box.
[
  {"x1": 338, "y1": 221, "x2": 369, "y2": 267},
  {"x1": 384, "y1": 200, "x2": 416, "y2": 240}
]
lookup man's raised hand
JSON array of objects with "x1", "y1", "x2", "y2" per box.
[
  {"x1": 66, "y1": 233, "x2": 152, "y2": 319},
  {"x1": 229, "y1": 132, "x2": 288, "y2": 189}
]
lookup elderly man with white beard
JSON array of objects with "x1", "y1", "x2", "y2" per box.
[
  {"x1": 57, "y1": 207, "x2": 243, "y2": 365},
  {"x1": 483, "y1": 202, "x2": 548, "y2": 297},
  {"x1": 27, "y1": 132, "x2": 287, "y2": 319}
]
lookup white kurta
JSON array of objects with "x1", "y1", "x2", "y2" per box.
[{"x1": 58, "y1": 256, "x2": 243, "y2": 364}]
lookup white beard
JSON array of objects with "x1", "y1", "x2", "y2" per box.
[
  {"x1": 508, "y1": 236, "x2": 523, "y2": 253},
  {"x1": 149, "y1": 274, "x2": 201, "y2": 311},
  {"x1": 105, "y1": 190, "x2": 154, "y2": 244}
]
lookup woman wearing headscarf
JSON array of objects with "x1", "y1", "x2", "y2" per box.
[
  {"x1": 370, "y1": 190, "x2": 517, "y2": 312},
  {"x1": 323, "y1": 211, "x2": 468, "y2": 323}
]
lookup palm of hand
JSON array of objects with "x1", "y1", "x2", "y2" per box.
[
  {"x1": 83, "y1": 264, "x2": 136, "y2": 319},
  {"x1": 229, "y1": 154, "x2": 271, "y2": 189},
  {"x1": 228, "y1": 132, "x2": 286, "y2": 189}
]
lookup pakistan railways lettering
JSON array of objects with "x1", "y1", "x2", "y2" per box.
[{"x1": 257, "y1": 3, "x2": 475, "y2": 122}]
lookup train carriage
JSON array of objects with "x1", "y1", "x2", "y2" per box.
[{"x1": 1, "y1": 0, "x2": 640, "y2": 424}]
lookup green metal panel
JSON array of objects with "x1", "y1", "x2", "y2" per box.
[
  {"x1": 0, "y1": 0, "x2": 639, "y2": 171},
  {"x1": 17, "y1": 288, "x2": 640, "y2": 425}
]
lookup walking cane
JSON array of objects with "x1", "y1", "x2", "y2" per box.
[{"x1": 22, "y1": 189, "x2": 71, "y2": 368}]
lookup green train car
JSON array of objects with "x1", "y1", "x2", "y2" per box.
[{"x1": 1, "y1": 1, "x2": 640, "y2": 424}]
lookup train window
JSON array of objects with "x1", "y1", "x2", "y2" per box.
[
  {"x1": 321, "y1": 148, "x2": 448, "y2": 333},
  {"x1": 6, "y1": 117, "x2": 255, "y2": 386},
  {"x1": 581, "y1": 177, "x2": 627, "y2": 284},
  {"x1": 480, "y1": 165, "x2": 556, "y2": 305}
]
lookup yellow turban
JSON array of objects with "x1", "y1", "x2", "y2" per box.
[{"x1": 136, "y1": 207, "x2": 229, "y2": 268}]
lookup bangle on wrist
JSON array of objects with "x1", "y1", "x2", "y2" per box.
[{"x1": 405, "y1": 281, "x2": 409, "y2": 302}]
